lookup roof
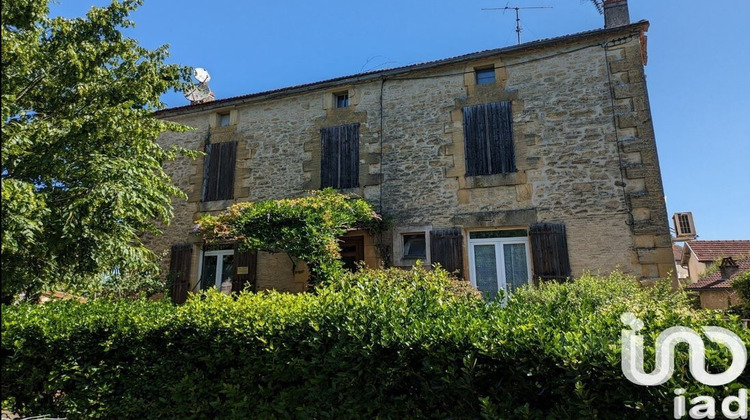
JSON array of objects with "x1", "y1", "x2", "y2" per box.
[
  {"x1": 156, "y1": 21, "x2": 649, "y2": 118},
  {"x1": 682, "y1": 240, "x2": 750, "y2": 265},
  {"x1": 686, "y1": 256, "x2": 750, "y2": 290},
  {"x1": 672, "y1": 244, "x2": 683, "y2": 261}
]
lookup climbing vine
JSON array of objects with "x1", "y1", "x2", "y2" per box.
[{"x1": 195, "y1": 189, "x2": 381, "y2": 285}]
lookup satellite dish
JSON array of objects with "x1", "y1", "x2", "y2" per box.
[
  {"x1": 184, "y1": 84, "x2": 213, "y2": 103},
  {"x1": 193, "y1": 67, "x2": 211, "y2": 84},
  {"x1": 183, "y1": 67, "x2": 215, "y2": 105}
]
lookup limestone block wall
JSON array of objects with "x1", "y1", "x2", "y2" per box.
[{"x1": 150, "y1": 22, "x2": 672, "y2": 290}]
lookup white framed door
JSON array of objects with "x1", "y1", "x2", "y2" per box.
[
  {"x1": 468, "y1": 237, "x2": 531, "y2": 298},
  {"x1": 198, "y1": 249, "x2": 234, "y2": 293}
]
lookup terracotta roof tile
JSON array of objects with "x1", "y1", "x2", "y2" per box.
[
  {"x1": 686, "y1": 256, "x2": 750, "y2": 290},
  {"x1": 684, "y1": 240, "x2": 750, "y2": 263}
]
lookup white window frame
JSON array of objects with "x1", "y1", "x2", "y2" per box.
[
  {"x1": 467, "y1": 236, "x2": 532, "y2": 294},
  {"x1": 198, "y1": 249, "x2": 234, "y2": 290}
]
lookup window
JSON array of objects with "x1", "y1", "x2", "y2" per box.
[
  {"x1": 335, "y1": 92, "x2": 349, "y2": 108},
  {"x1": 199, "y1": 249, "x2": 234, "y2": 294},
  {"x1": 202, "y1": 141, "x2": 237, "y2": 201},
  {"x1": 463, "y1": 101, "x2": 516, "y2": 176},
  {"x1": 403, "y1": 233, "x2": 427, "y2": 259},
  {"x1": 468, "y1": 231, "x2": 531, "y2": 298},
  {"x1": 475, "y1": 67, "x2": 495, "y2": 85},
  {"x1": 219, "y1": 112, "x2": 231, "y2": 127},
  {"x1": 321, "y1": 123, "x2": 359, "y2": 189}
]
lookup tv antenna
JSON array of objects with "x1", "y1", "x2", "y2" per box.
[
  {"x1": 184, "y1": 67, "x2": 216, "y2": 105},
  {"x1": 482, "y1": 5, "x2": 552, "y2": 45}
]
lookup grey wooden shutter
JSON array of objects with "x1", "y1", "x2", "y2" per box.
[
  {"x1": 169, "y1": 244, "x2": 193, "y2": 304},
  {"x1": 430, "y1": 228, "x2": 464, "y2": 279},
  {"x1": 463, "y1": 101, "x2": 515, "y2": 176},
  {"x1": 529, "y1": 223, "x2": 571, "y2": 284},
  {"x1": 202, "y1": 141, "x2": 237, "y2": 201},
  {"x1": 321, "y1": 124, "x2": 359, "y2": 189},
  {"x1": 233, "y1": 243, "x2": 257, "y2": 293}
]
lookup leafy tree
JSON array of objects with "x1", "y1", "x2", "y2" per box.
[
  {"x1": 1, "y1": 0, "x2": 194, "y2": 302},
  {"x1": 196, "y1": 189, "x2": 380, "y2": 285}
]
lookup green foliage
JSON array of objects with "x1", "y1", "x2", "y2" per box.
[
  {"x1": 3, "y1": 270, "x2": 747, "y2": 418},
  {"x1": 196, "y1": 188, "x2": 380, "y2": 284},
  {"x1": 1, "y1": 0, "x2": 195, "y2": 302},
  {"x1": 730, "y1": 269, "x2": 750, "y2": 318}
]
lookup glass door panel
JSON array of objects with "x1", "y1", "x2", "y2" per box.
[
  {"x1": 219, "y1": 254, "x2": 234, "y2": 294},
  {"x1": 201, "y1": 255, "x2": 218, "y2": 291},
  {"x1": 473, "y1": 244, "x2": 499, "y2": 297},
  {"x1": 503, "y1": 243, "x2": 528, "y2": 291}
]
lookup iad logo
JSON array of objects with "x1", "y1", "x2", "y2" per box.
[{"x1": 620, "y1": 312, "x2": 748, "y2": 419}]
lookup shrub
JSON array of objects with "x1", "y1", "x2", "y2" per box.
[
  {"x1": 195, "y1": 189, "x2": 380, "y2": 285},
  {"x1": 730, "y1": 269, "x2": 750, "y2": 318},
  {"x1": 2, "y1": 269, "x2": 747, "y2": 418}
]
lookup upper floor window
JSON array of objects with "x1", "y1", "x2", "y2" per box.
[
  {"x1": 321, "y1": 123, "x2": 359, "y2": 189},
  {"x1": 463, "y1": 101, "x2": 516, "y2": 176},
  {"x1": 202, "y1": 141, "x2": 237, "y2": 201},
  {"x1": 218, "y1": 112, "x2": 231, "y2": 127},
  {"x1": 335, "y1": 92, "x2": 349, "y2": 108},
  {"x1": 475, "y1": 67, "x2": 495, "y2": 85}
]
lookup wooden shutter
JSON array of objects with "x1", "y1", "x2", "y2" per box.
[
  {"x1": 232, "y1": 243, "x2": 257, "y2": 293},
  {"x1": 463, "y1": 101, "x2": 515, "y2": 176},
  {"x1": 202, "y1": 141, "x2": 237, "y2": 201},
  {"x1": 169, "y1": 244, "x2": 193, "y2": 304},
  {"x1": 321, "y1": 124, "x2": 359, "y2": 189},
  {"x1": 430, "y1": 228, "x2": 464, "y2": 279},
  {"x1": 529, "y1": 223, "x2": 571, "y2": 284}
]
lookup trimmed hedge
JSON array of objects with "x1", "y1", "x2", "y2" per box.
[{"x1": 2, "y1": 268, "x2": 748, "y2": 418}]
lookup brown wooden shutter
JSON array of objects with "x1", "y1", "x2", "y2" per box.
[
  {"x1": 430, "y1": 228, "x2": 464, "y2": 279},
  {"x1": 463, "y1": 101, "x2": 515, "y2": 176},
  {"x1": 233, "y1": 243, "x2": 257, "y2": 293},
  {"x1": 529, "y1": 223, "x2": 571, "y2": 284},
  {"x1": 169, "y1": 244, "x2": 193, "y2": 304},
  {"x1": 202, "y1": 141, "x2": 237, "y2": 201},
  {"x1": 321, "y1": 124, "x2": 359, "y2": 189},
  {"x1": 202, "y1": 143, "x2": 215, "y2": 201},
  {"x1": 217, "y1": 141, "x2": 237, "y2": 200}
]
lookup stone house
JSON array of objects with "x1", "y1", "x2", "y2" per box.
[
  {"x1": 679, "y1": 240, "x2": 750, "y2": 284},
  {"x1": 685, "y1": 256, "x2": 748, "y2": 310},
  {"x1": 149, "y1": 0, "x2": 674, "y2": 302}
]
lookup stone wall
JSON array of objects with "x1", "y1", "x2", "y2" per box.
[{"x1": 148, "y1": 22, "x2": 673, "y2": 292}]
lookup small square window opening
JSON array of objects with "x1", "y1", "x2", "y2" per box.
[
  {"x1": 475, "y1": 68, "x2": 495, "y2": 85},
  {"x1": 403, "y1": 233, "x2": 427, "y2": 259},
  {"x1": 335, "y1": 93, "x2": 349, "y2": 108},
  {"x1": 219, "y1": 113, "x2": 231, "y2": 127}
]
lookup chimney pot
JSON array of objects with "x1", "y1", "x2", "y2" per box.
[{"x1": 603, "y1": 0, "x2": 630, "y2": 28}]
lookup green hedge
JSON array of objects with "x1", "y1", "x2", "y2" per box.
[{"x1": 2, "y1": 268, "x2": 748, "y2": 418}]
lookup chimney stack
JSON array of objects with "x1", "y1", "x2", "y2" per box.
[
  {"x1": 603, "y1": 0, "x2": 630, "y2": 28},
  {"x1": 719, "y1": 257, "x2": 739, "y2": 280}
]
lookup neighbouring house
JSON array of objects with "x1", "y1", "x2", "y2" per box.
[
  {"x1": 672, "y1": 244, "x2": 689, "y2": 283},
  {"x1": 685, "y1": 256, "x2": 749, "y2": 310},
  {"x1": 679, "y1": 240, "x2": 750, "y2": 284},
  {"x1": 148, "y1": 0, "x2": 675, "y2": 303}
]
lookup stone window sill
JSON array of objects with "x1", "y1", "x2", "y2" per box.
[{"x1": 464, "y1": 171, "x2": 526, "y2": 188}]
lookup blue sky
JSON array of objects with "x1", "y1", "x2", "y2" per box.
[{"x1": 52, "y1": 0, "x2": 750, "y2": 241}]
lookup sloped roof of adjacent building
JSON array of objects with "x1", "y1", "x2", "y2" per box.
[
  {"x1": 682, "y1": 240, "x2": 750, "y2": 265},
  {"x1": 672, "y1": 244, "x2": 683, "y2": 261},
  {"x1": 156, "y1": 21, "x2": 649, "y2": 118},
  {"x1": 685, "y1": 256, "x2": 750, "y2": 290}
]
